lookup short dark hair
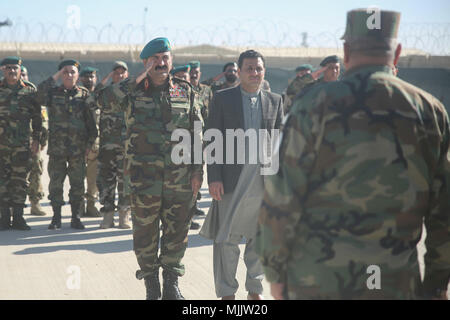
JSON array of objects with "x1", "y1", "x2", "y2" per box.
[
  {"x1": 223, "y1": 62, "x2": 237, "y2": 72},
  {"x1": 237, "y1": 50, "x2": 265, "y2": 69}
]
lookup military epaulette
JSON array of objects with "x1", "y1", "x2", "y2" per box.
[
  {"x1": 77, "y1": 85, "x2": 91, "y2": 97},
  {"x1": 22, "y1": 80, "x2": 37, "y2": 90}
]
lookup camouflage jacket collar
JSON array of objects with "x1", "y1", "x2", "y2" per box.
[
  {"x1": 139, "y1": 75, "x2": 171, "y2": 92},
  {"x1": 343, "y1": 64, "x2": 393, "y2": 79},
  {"x1": 0, "y1": 78, "x2": 25, "y2": 90},
  {"x1": 58, "y1": 85, "x2": 81, "y2": 95}
]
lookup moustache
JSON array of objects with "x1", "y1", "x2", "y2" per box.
[
  {"x1": 155, "y1": 66, "x2": 168, "y2": 71},
  {"x1": 225, "y1": 74, "x2": 237, "y2": 82}
]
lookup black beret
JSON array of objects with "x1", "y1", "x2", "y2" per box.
[{"x1": 58, "y1": 59, "x2": 81, "y2": 71}]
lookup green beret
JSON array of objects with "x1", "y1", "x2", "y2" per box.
[
  {"x1": 188, "y1": 61, "x2": 201, "y2": 69},
  {"x1": 341, "y1": 9, "x2": 401, "y2": 42},
  {"x1": 295, "y1": 64, "x2": 313, "y2": 72},
  {"x1": 170, "y1": 65, "x2": 191, "y2": 75},
  {"x1": 113, "y1": 61, "x2": 128, "y2": 71},
  {"x1": 320, "y1": 55, "x2": 339, "y2": 67},
  {"x1": 58, "y1": 59, "x2": 81, "y2": 71},
  {"x1": 1, "y1": 56, "x2": 22, "y2": 66},
  {"x1": 140, "y1": 37, "x2": 171, "y2": 59},
  {"x1": 80, "y1": 67, "x2": 98, "y2": 77}
]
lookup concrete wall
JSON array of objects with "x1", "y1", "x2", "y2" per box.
[{"x1": 20, "y1": 58, "x2": 450, "y2": 113}]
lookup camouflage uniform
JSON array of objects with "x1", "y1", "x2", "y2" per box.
[
  {"x1": 97, "y1": 75, "x2": 203, "y2": 279},
  {"x1": 202, "y1": 78, "x2": 238, "y2": 93},
  {"x1": 256, "y1": 63, "x2": 450, "y2": 299},
  {"x1": 283, "y1": 73, "x2": 315, "y2": 113},
  {"x1": 192, "y1": 83, "x2": 213, "y2": 129},
  {"x1": 0, "y1": 79, "x2": 42, "y2": 209},
  {"x1": 95, "y1": 83, "x2": 130, "y2": 217},
  {"x1": 36, "y1": 77, "x2": 97, "y2": 215},
  {"x1": 85, "y1": 107, "x2": 100, "y2": 214},
  {"x1": 27, "y1": 108, "x2": 48, "y2": 207}
]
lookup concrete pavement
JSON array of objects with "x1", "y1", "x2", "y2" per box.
[{"x1": 0, "y1": 149, "x2": 272, "y2": 300}]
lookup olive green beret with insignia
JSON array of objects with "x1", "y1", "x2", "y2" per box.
[
  {"x1": 170, "y1": 65, "x2": 191, "y2": 75},
  {"x1": 188, "y1": 60, "x2": 201, "y2": 69},
  {"x1": 320, "y1": 55, "x2": 339, "y2": 67},
  {"x1": 1, "y1": 56, "x2": 22, "y2": 66},
  {"x1": 341, "y1": 8, "x2": 401, "y2": 52},
  {"x1": 140, "y1": 37, "x2": 171, "y2": 59},
  {"x1": 113, "y1": 61, "x2": 128, "y2": 71},
  {"x1": 80, "y1": 67, "x2": 98, "y2": 77},
  {"x1": 58, "y1": 59, "x2": 81, "y2": 71},
  {"x1": 295, "y1": 64, "x2": 313, "y2": 72}
]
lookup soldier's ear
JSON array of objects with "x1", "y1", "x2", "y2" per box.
[
  {"x1": 393, "y1": 43, "x2": 402, "y2": 67},
  {"x1": 343, "y1": 42, "x2": 350, "y2": 69}
]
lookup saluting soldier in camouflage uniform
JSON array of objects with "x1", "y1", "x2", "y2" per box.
[
  {"x1": 21, "y1": 65, "x2": 48, "y2": 216},
  {"x1": 96, "y1": 38, "x2": 203, "y2": 300},
  {"x1": 283, "y1": 64, "x2": 324, "y2": 113},
  {"x1": 0, "y1": 56, "x2": 42, "y2": 231},
  {"x1": 202, "y1": 62, "x2": 240, "y2": 93},
  {"x1": 36, "y1": 60, "x2": 98, "y2": 230},
  {"x1": 170, "y1": 64, "x2": 191, "y2": 82},
  {"x1": 301, "y1": 55, "x2": 342, "y2": 94},
  {"x1": 79, "y1": 67, "x2": 101, "y2": 217},
  {"x1": 95, "y1": 61, "x2": 131, "y2": 229},
  {"x1": 256, "y1": 9, "x2": 450, "y2": 300}
]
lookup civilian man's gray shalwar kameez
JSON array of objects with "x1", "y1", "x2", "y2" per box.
[{"x1": 211, "y1": 88, "x2": 265, "y2": 298}]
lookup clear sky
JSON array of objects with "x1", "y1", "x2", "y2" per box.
[{"x1": 0, "y1": 0, "x2": 449, "y2": 51}]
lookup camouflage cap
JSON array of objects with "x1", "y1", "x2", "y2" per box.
[
  {"x1": 295, "y1": 64, "x2": 313, "y2": 72},
  {"x1": 341, "y1": 8, "x2": 401, "y2": 42},
  {"x1": 1, "y1": 56, "x2": 22, "y2": 66},
  {"x1": 80, "y1": 66, "x2": 98, "y2": 77},
  {"x1": 170, "y1": 65, "x2": 191, "y2": 75},
  {"x1": 320, "y1": 55, "x2": 339, "y2": 67},
  {"x1": 58, "y1": 59, "x2": 81, "y2": 71},
  {"x1": 188, "y1": 60, "x2": 201, "y2": 69},
  {"x1": 113, "y1": 60, "x2": 128, "y2": 71},
  {"x1": 140, "y1": 37, "x2": 171, "y2": 59}
]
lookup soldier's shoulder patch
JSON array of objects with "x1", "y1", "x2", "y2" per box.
[{"x1": 22, "y1": 80, "x2": 37, "y2": 90}]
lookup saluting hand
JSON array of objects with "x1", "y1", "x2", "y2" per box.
[
  {"x1": 52, "y1": 69, "x2": 64, "y2": 82},
  {"x1": 101, "y1": 71, "x2": 114, "y2": 86},
  {"x1": 136, "y1": 59, "x2": 154, "y2": 84}
]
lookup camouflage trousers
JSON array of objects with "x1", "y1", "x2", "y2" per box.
[
  {"x1": 27, "y1": 149, "x2": 44, "y2": 202},
  {"x1": 132, "y1": 180, "x2": 195, "y2": 279},
  {"x1": 0, "y1": 146, "x2": 32, "y2": 208},
  {"x1": 48, "y1": 154, "x2": 86, "y2": 207},
  {"x1": 85, "y1": 150, "x2": 98, "y2": 203},
  {"x1": 97, "y1": 145, "x2": 129, "y2": 212}
]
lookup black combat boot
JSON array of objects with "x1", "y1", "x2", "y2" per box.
[
  {"x1": 48, "y1": 206, "x2": 62, "y2": 229},
  {"x1": 11, "y1": 206, "x2": 31, "y2": 230},
  {"x1": 162, "y1": 269, "x2": 185, "y2": 300},
  {"x1": 70, "y1": 203, "x2": 85, "y2": 230},
  {"x1": 144, "y1": 272, "x2": 161, "y2": 300},
  {"x1": 0, "y1": 207, "x2": 12, "y2": 231}
]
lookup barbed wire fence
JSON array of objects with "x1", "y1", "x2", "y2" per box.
[{"x1": 0, "y1": 17, "x2": 449, "y2": 55}]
